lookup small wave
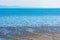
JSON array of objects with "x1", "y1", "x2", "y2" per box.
[{"x1": 0, "y1": 16, "x2": 60, "y2": 27}]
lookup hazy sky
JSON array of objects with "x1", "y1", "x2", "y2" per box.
[{"x1": 0, "y1": 0, "x2": 60, "y2": 8}]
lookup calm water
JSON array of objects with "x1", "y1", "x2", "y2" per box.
[
  {"x1": 0, "y1": 8, "x2": 60, "y2": 26},
  {"x1": 0, "y1": 8, "x2": 60, "y2": 16}
]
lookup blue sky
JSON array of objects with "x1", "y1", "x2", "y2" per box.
[{"x1": 0, "y1": 0, "x2": 60, "y2": 8}]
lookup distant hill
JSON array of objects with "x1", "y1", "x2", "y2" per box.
[{"x1": 0, "y1": 5, "x2": 20, "y2": 8}]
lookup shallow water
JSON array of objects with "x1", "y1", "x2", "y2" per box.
[
  {"x1": 0, "y1": 27, "x2": 60, "y2": 40},
  {"x1": 0, "y1": 8, "x2": 60, "y2": 40},
  {"x1": 0, "y1": 16, "x2": 60, "y2": 26},
  {"x1": 0, "y1": 8, "x2": 60, "y2": 26}
]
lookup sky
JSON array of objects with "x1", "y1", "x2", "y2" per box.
[{"x1": 0, "y1": 0, "x2": 60, "y2": 8}]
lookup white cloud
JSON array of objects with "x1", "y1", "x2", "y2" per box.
[{"x1": 0, "y1": 0, "x2": 60, "y2": 8}]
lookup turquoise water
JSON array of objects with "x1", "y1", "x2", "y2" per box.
[
  {"x1": 0, "y1": 8, "x2": 60, "y2": 40},
  {"x1": 0, "y1": 8, "x2": 60, "y2": 16},
  {"x1": 0, "y1": 8, "x2": 60, "y2": 26}
]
